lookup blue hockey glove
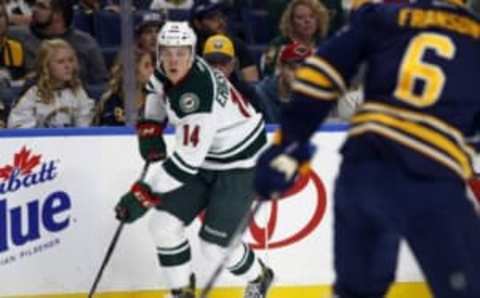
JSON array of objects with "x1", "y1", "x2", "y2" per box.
[
  {"x1": 254, "y1": 141, "x2": 315, "y2": 200},
  {"x1": 137, "y1": 119, "x2": 167, "y2": 162},
  {"x1": 115, "y1": 182, "x2": 162, "y2": 223}
]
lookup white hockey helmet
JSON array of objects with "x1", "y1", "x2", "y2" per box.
[
  {"x1": 157, "y1": 21, "x2": 197, "y2": 52},
  {"x1": 156, "y1": 21, "x2": 197, "y2": 70}
]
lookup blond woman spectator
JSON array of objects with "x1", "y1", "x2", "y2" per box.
[
  {"x1": 262, "y1": 0, "x2": 329, "y2": 76},
  {"x1": 8, "y1": 39, "x2": 94, "y2": 128}
]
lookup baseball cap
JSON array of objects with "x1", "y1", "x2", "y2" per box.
[
  {"x1": 279, "y1": 42, "x2": 312, "y2": 64},
  {"x1": 203, "y1": 34, "x2": 235, "y2": 64},
  {"x1": 191, "y1": 2, "x2": 224, "y2": 19},
  {"x1": 135, "y1": 12, "x2": 165, "y2": 36}
]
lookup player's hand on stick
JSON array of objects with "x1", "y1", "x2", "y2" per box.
[
  {"x1": 254, "y1": 142, "x2": 315, "y2": 200},
  {"x1": 115, "y1": 182, "x2": 162, "y2": 223},
  {"x1": 137, "y1": 119, "x2": 167, "y2": 162}
]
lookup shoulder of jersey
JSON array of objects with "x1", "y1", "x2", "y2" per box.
[{"x1": 167, "y1": 58, "x2": 218, "y2": 117}]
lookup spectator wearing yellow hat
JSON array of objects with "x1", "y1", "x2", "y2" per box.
[
  {"x1": 202, "y1": 34, "x2": 235, "y2": 77},
  {"x1": 202, "y1": 34, "x2": 264, "y2": 115}
]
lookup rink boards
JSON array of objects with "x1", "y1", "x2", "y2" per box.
[{"x1": 0, "y1": 125, "x2": 429, "y2": 298}]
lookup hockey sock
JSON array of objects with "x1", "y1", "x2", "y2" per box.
[
  {"x1": 200, "y1": 240, "x2": 262, "y2": 282},
  {"x1": 157, "y1": 240, "x2": 193, "y2": 289},
  {"x1": 227, "y1": 243, "x2": 262, "y2": 282}
]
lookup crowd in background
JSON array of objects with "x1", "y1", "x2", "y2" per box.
[{"x1": 0, "y1": 0, "x2": 374, "y2": 129}]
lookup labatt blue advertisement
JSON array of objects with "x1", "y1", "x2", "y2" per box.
[
  {"x1": 0, "y1": 130, "x2": 427, "y2": 297},
  {"x1": 0, "y1": 146, "x2": 71, "y2": 265}
]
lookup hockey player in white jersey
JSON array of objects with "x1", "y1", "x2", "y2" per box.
[{"x1": 115, "y1": 21, "x2": 274, "y2": 298}]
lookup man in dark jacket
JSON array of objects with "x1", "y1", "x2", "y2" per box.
[{"x1": 9, "y1": 0, "x2": 108, "y2": 84}]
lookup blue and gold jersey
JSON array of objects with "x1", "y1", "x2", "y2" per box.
[{"x1": 285, "y1": 0, "x2": 480, "y2": 179}]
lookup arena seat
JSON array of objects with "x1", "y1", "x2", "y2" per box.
[
  {"x1": 73, "y1": 11, "x2": 95, "y2": 36},
  {"x1": 241, "y1": 9, "x2": 272, "y2": 45},
  {"x1": 94, "y1": 11, "x2": 122, "y2": 47}
]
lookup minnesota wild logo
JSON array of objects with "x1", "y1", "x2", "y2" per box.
[{"x1": 179, "y1": 93, "x2": 200, "y2": 113}]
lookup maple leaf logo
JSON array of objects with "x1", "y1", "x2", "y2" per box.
[{"x1": 0, "y1": 146, "x2": 42, "y2": 180}]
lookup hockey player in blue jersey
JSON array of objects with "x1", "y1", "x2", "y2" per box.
[{"x1": 254, "y1": 0, "x2": 480, "y2": 297}]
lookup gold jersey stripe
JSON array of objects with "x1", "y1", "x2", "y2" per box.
[
  {"x1": 291, "y1": 81, "x2": 339, "y2": 100},
  {"x1": 296, "y1": 67, "x2": 334, "y2": 88},
  {"x1": 362, "y1": 102, "x2": 476, "y2": 158},
  {"x1": 349, "y1": 123, "x2": 467, "y2": 178},
  {"x1": 351, "y1": 113, "x2": 473, "y2": 178},
  {"x1": 305, "y1": 56, "x2": 347, "y2": 92}
]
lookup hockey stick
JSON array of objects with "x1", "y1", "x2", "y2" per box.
[
  {"x1": 199, "y1": 201, "x2": 263, "y2": 298},
  {"x1": 88, "y1": 162, "x2": 150, "y2": 298}
]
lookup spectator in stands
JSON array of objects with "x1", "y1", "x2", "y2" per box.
[
  {"x1": 75, "y1": 0, "x2": 105, "y2": 13},
  {"x1": 0, "y1": 2, "x2": 26, "y2": 85},
  {"x1": 4, "y1": 0, "x2": 33, "y2": 26},
  {"x1": 150, "y1": 0, "x2": 194, "y2": 11},
  {"x1": 323, "y1": 0, "x2": 346, "y2": 36},
  {"x1": 191, "y1": 1, "x2": 260, "y2": 83},
  {"x1": 266, "y1": 0, "x2": 345, "y2": 38},
  {"x1": 105, "y1": 0, "x2": 153, "y2": 10},
  {"x1": 262, "y1": 0, "x2": 329, "y2": 76},
  {"x1": 74, "y1": 0, "x2": 120, "y2": 14},
  {"x1": 95, "y1": 49, "x2": 154, "y2": 126},
  {"x1": 202, "y1": 34, "x2": 236, "y2": 78},
  {"x1": 255, "y1": 42, "x2": 312, "y2": 123},
  {"x1": 8, "y1": 0, "x2": 109, "y2": 84},
  {"x1": 202, "y1": 33, "x2": 263, "y2": 114},
  {"x1": 8, "y1": 39, "x2": 95, "y2": 128},
  {"x1": 0, "y1": 101, "x2": 6, "y2": 127},
  {"x1": 133, "y1": 0, "x2": 153, "y2": 9},
  {"x1": 135, "y1": 11, "x2": 164, "y2": 62}
]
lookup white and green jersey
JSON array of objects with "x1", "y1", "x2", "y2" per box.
[{"x1": 143, "y1": 57, "x2": 266, "y2": 194}]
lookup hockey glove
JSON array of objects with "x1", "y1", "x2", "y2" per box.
[
  {"x1": 254, "y1": 142, "x2": 315, "y2": 200},
  {"x1": 115, "y1": 182, "x2": 162, "y2": 223},
  {"x1": 137, "y1": 119, "x2": 167, "y2": 162}
]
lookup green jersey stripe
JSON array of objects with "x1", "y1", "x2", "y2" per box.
[
  {"x1": 205, "y1": 128, "x2": 267, "y2": 164},
  {"x1": 163, "y1": 158, "x2": 197, "y2": 183},
  {"x1": 172, "y1": 153, "x2": 198, "y2": 173},
  {"x1": 156, "y1": 240, "x2": 190, "y2": 255}
]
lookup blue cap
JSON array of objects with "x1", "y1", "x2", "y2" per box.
[{"x1": 192, "y1": 2, "x2": 224, "y2": 19}]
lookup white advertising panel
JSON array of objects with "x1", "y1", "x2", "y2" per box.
[{"x1": 0, "y1": 128, "x2": 424, "y2": 296}]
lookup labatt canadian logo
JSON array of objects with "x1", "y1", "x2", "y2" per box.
[
  {"x1": 0, "y1": 146, "x2": 71, "y2": 259},
  {"x1": 0, "y1": 146, "x2": 56, "y2": 194}
]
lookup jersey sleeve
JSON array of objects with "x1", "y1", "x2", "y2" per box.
[
  {"x1": 280, "y1": 4, "x2": 377, "y2": 144},
  {"x1": 7, "y1": 87, "x2": 37, "y2": 128},
  {"x1": 144, "y1": 72, "x2": 168, "y2": 122},
  {"x1": 144, "y1": 112, "x2": 218, "y2": 193}
]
